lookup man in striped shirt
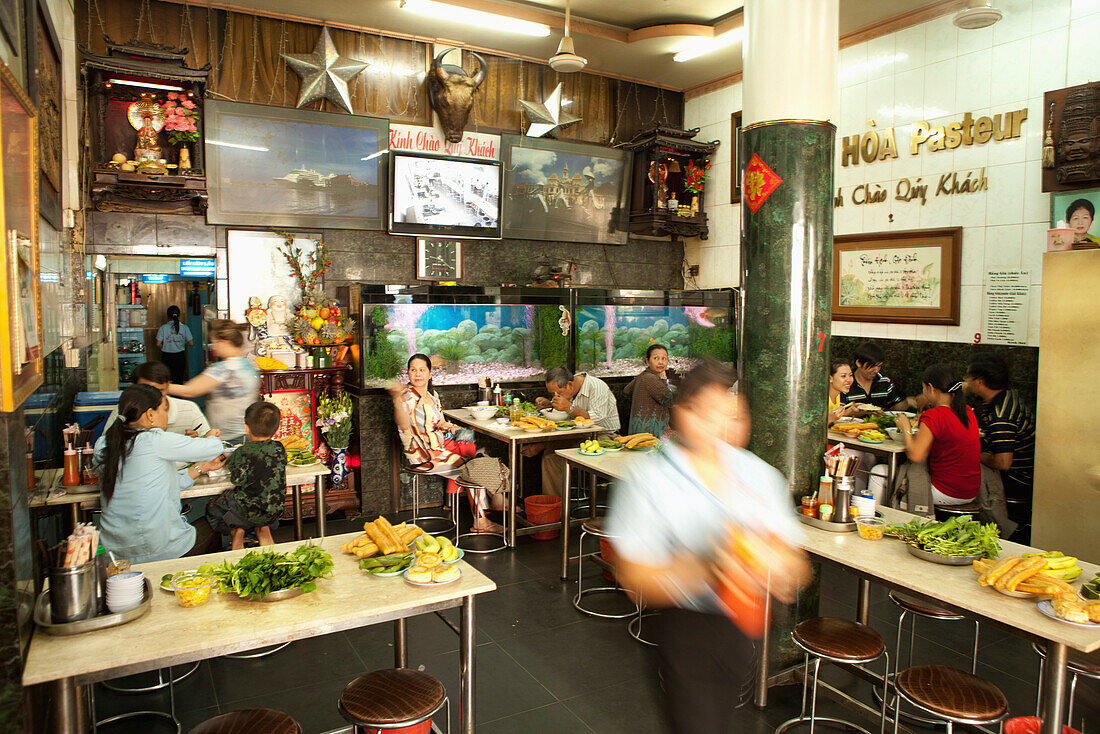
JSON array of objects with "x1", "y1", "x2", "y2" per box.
[
  {"x1": 525, "y1": 366, "x2": 620, "y2": 497},
  {"x1": 841, "y1": 341, "x2": 923, "y2": 411},
  {"x1": 965, "y1": 353, "x2": 1036, "y2": 539}
]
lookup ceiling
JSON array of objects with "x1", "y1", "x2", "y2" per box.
[{"x1": 218, "y1": 0, "x2": 958, "y2": 89}]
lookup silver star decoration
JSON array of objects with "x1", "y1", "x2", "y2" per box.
[
  {"x1": 520, "y1": 83, "x2": 581, "y2": 138},
  {"x1": 281, "y1": 27, "x2": 369, "y2": 113}
]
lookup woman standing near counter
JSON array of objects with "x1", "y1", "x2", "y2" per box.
[
  {"x1": 169, "y1": 320, "x2": 259, "y2": 444},
  {"x1": 622, "y1": 344, "x2": 675, "y2": 436},
  {"x1": 95, "y1": 384, "x2": 227, "y2": 563}
]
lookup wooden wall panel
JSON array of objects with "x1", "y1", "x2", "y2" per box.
[{"x1": 77, "y1": 0, "x2": 682, "y2": 143}]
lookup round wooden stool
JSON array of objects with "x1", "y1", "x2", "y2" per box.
[
  {"x1": 776, "y1": 617, "x2": 890, "y2": 734},
  {"x1": 933, "y1": 501, "x2": 981, "y2": 522},
  {"x1": 187, "y1": 708, "x2": 301, "y2": 734},
  {"x1": 892, "y1": 665, "x2": 1008, "y2": 734},
  {"x1": 339, "y1": 668, "x2": 449, "y2": 733}
]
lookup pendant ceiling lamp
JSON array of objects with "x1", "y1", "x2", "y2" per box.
[{"x1": 549, "y1": 0, "x2": 587, "y2": 73}]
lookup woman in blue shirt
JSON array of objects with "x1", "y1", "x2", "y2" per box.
[
  {"x1": 95, "y1": 384, "x2": 226, "y2": 563},
  {"x1": 155, "y1": 305, "x2": 193, "y2": 384}
]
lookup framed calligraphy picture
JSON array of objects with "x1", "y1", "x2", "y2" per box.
[
  {"x1": 730, "y1": 111, "x2": 741, "y2": 205},
  {"x1": 832, "y1": 227, "x2": 962, "y2": 325}
]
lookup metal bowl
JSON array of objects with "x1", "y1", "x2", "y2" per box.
[
  {"x1": 905, "y1": 545, "x2": 982, "y2": 566},
  {"x1": 234, "y1": 587, "x2": 305, "y2": 603}
]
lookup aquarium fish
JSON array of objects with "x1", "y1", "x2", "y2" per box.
[{"x1": 685, "y1": 306, "x2": 724, "y2": 328}]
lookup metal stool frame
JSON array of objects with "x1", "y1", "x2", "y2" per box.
[
  {"x1": 891, "y1": 668, "x2": 1007, "y2": 734},
  {"x1": 222, "y1": 641, "x2": 293, "y2": 660},
  {"x1": 100, "y1": 660, "x2": 200, "y2": 694},
  {"x1": 343, "y1": 695, "x2": 450, "y2": 733},
  {"x1": 453, "y1": 478, "x2": 507, "y2": 554},
  {"x1": 91, "y1": 663, "x2": 184, "y2": 733},
  {"x1": 872, "y1": 592, "x2": 980, "y2": 726},
  {"x1": 1032, "y1": 641, "x2": 1100, "y2": 728},
  {"x1": 571, "y1": 523, "x2": 635, "y2": 620},
  {"x1": 628, "y1": 607, "x2": 658, "y2": 647},
  {"x1": 409, "y1": 468, "x2": 457, "y2": 536},
  {"x1": 776, "y1": 630, "x2": 891, "y2": 734}
]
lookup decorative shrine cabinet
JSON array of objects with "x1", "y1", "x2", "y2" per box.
[
  {"x1": 623, "y1": 125, "x2": 720, "y2": 240},
  {"x1": 80, "y1": 37, "x2": 209, "y2": 214},
  {"x1": 259, "y1": 366, "x2": 361, "y2": 521}
]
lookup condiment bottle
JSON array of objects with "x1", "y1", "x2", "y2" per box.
[
  {"x1": 493, "y1": 384, "x2": 502, "y2": 406},
  {"x1": 818, "y1": 475, "x2": 833, "y2": 506},
  {"x1": 800, "y1": 495, "x2": 819, "y2": 518},
  {"x1": 81, "y1": 444, "x2": 98, "y2": 484},
  {"x1": 509, "y1": 397, "x2": 521, "y2": 423},
  {"x1": 62, "y1": 448, "x2": 81, "y2": 486}
]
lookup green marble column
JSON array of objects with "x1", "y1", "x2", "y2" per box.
[
  {"x1": 741, "y1": 121, "x2": 835, "y2": 674},
  {"x1": 741, "y1": 120, "x2": 836, "y2": 498}
]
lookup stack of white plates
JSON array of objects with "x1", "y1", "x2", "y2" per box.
[
  {"x1": 106, "y1": 571, "x2": 145, "y2": 613},
  {"x1": 852, "y1": 495, "x2": 877, "y2": 518}
]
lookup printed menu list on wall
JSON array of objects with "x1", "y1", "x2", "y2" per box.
[{"x1": 981, "y1": 269, "x2": 1030, "y2": 346}]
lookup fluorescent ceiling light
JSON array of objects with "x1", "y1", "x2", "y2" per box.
[
  {"x1": 673, "y1": 29, "x2": 744, "y2": 63},
  {"x1": 401, "y1": 0, "x2": 551, "y2": 37},
  {"x1": 108, "y1": 78, "x2": 184, "y2": 91},
  {"x1": 207, "y1": 140, "x2": 269, "y2": 152},
  {"x1": 361, "y1": 149, "x2": 389, "y2": 161}
]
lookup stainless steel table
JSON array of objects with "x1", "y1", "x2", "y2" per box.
[
  {"x1": 443, "y1": 410, "x2": 602, "y2": 546},
  {"x1": 23, "y1": 532, "x2": 496, "y2": 734}
]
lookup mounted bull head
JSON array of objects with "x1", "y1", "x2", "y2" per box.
[{"x1": 428, "y1": 48, "x2": 487, "y2": 143}]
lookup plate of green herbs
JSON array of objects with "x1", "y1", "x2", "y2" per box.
[
  {"x1": 199, "y1": 543, "x2": 334, "y2": 601},
  {"x1": 884, "y1": 515, "x2": 1000, "y2": 562}
]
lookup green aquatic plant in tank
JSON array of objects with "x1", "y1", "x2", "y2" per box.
[
  {"x1": 536, "y1": 304, "x2": 567, "y2": 369},
  {"x1": 362, "y1": 305, "x2": 403, "y2": 380}
]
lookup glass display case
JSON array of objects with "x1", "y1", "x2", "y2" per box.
[
  {"x1": 358, "y1": 286, "x2": 737, "y2": 388},
  {"x1": 359, "y1": 286, "x2": 570, "y2": 388},
  {"x1": 573, "y1": 288, "x2": 737, "y2": 378}
]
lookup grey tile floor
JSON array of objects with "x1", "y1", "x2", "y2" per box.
[{"x1": 90, "y1": 515, "x2": 1099, "y2": 733}]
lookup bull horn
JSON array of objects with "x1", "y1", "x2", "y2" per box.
[
  {"x1": 432, "y1": 47, "x2": 456, "y2": 81},
  {"x1": 468, "y1": 51, "x2": 488, "y2": 88}
]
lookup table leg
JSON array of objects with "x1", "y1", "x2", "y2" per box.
[
  {"x1": 68, "y1": 504, "x2": 80, "y2": 532},
  {"x1": 292, "y1": 484, "x2": 303, "y2": 541},
  {"x1": 1039, "y1": 642, "x2": 1068, "y2": 734},
  {"x1": 589, "y1": 470, "x2": 597, "y2": 520},
  {"x1": 561, "y1": 460, "x2": 572, "y2": 580},
  {"x1": 508, "y1": 441, "x2": 519, "y2": 548},
  {"x1": 50, "y1": 677, "x2": 88, "y2": 734},
  {"x1": 856, "y1": 578, "x2": 871, "y2": 625},
  {"x1": 888, "y1": 453, "x2": 898, "y2": 501},
  {"x1": 394, "y1": 618, "x2": 408, "y2": 669},
  {"x1": 753, "y1": 580, "x2": 774, "y2": 708},
  {"x1": 315, "y1": 476, "x2": 326, "y2": 538},
  {"x1": 460, "y1": 595, "x2": 476, "y2": 734}
]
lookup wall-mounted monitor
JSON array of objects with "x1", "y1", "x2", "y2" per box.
[{"x1": 389, "y1": 152, "x2": 502, "y2": 240}]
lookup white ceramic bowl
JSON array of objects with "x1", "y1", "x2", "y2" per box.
[
  {"x1": 540, "y1": 408, "x2": 570, "y2": 421},
  {"x1": 465, "y1": 405, "x2": 497, "y2": 421}
]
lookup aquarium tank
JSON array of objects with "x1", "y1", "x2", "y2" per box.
[
  {"x1": 360, "y1": 301, "x2": 568, "y2": 387},
  {"x1": 573, "y1": 302, "x2": 735, "y2": 378}
]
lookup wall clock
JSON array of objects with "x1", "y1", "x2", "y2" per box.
[{"x1": 416, "y1": 238, "x2": 463, "y2": 281}]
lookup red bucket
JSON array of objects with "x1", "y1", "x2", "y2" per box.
[
  {"x1": 1004, "y1": 717, "x2": 1081, "y2": 734},
  {"x1": 599, "y1": 537, "x2": 618, "y2": 583},
  {"x1": 524, "y1": 495, "x2": 562, "y2": 540},
  {"x1": 361, "y1": 721, "x2": 432, "y2": 734}
]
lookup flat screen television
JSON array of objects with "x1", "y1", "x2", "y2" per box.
[{"x1": 389, "y1": 152, "x2": 502, "y2": 239}]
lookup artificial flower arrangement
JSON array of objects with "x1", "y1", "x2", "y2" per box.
[
  {"x1": 278, "y1": 231, "x2": 332, "y2": 293},
  {"x1": 161, "y1": 92, "x2": 199, "y2": 145},
  {"x1": 317, "y1": 392, "x2": 353, "y2": 450},
  {"x1": 683, "y1": 159, "x2": 712, "y2": 195}
]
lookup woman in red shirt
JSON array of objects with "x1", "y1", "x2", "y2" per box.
[{"x1": 895, "y1": 364, "x2": 980, "y2": 504}]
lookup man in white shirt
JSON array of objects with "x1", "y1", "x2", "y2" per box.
[
  {"x1": 527, "y1": 366, "x2": 620, "y2": 497},
  {"x1": 105, "y1": 361, "x2": 217, "y2": 438}
]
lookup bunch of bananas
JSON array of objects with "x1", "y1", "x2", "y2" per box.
[
  {"x1": 415, "y1": 533, "x2": 460, "y2": 563},
  {"x1": 1022, "y1": 551, "x2": 1082, "y2": 582},
  {"x1": 580, "y1": 439, "x2": 602, "y2": 454}
]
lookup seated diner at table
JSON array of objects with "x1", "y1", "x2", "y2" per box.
[
  {"x1": 827, "y1": 359, "x2": 859, "y2": 427},
  {"x1": 842, "y1": 341, "x2": 924, "y2": 412},
  {"x1": 525, "y1": 366, "x2": 620, "y2": 497},
  {"x1": 622, "y1": 343, "x2": 675, "y2": 436},
  {"x1": 94, "y1": 384, "x2": 228, "y2": 563},
  {"x1": 894, "y1": 364, "x2": 981, "y2": 506},
  {"x1": 389, "y1": 353, "x2": 501, "y2": 533}
]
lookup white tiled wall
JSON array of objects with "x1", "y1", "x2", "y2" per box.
[{"x1": 683, "y1": 0, "x2": 1098, "y2": 347}]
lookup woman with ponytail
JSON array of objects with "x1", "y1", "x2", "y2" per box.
[
  {"x1": 156, "y1": 305, "x2": 193, "y2": 384},
  {"x1": 95, "y1": 384, "x2": 227, "y2": 562},
  {"x1": 169, "y1": 319, "x2": 259, "y2": 444},
  {"x1": 895, "y1": 363, "x2": 981, "y2": 505}
]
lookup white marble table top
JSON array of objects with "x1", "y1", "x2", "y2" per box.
[
  {"x1": 554, "y1": 446, "x2": 648, "y2": 480},
  {"x1": 805, "y1": 507, "x2": 1100, "y2": 653},
  {"x1": 828, "y1": 430, "x2": 907, "y2": 454},
  {"x1": 445, "y1": 409, "x2": 603, "y2": 443},
  {"x1": 23, "y1": 531, "x2": 496, "y2": 686},
  {"x1": 29, "y1": 462, "x2": 330, "y2": 508}
]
